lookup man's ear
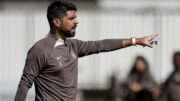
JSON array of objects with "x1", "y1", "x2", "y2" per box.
[{"x1": 52, "y1": 18, "x2": 61, "y2": 27}]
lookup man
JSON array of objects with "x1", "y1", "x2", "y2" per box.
[{"x1": 14, "y1": 0, "x2": 158, "y2": 101}]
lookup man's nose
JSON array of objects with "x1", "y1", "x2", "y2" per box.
[{"x1": 75, "y1": 19, "x2": 79, "y2": 24}]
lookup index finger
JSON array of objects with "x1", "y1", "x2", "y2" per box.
[{"x1": 150, "y1": 34, "x2": 159, "y2": 40}]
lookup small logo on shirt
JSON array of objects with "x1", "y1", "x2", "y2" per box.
[
  {"x1": 56, "y1": 56, "x2": 62, "y2": 60},
  {"x1": 56, "y1": 56, "x2": 62, "y2": 66}
]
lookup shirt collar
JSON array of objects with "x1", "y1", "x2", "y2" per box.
[
  {"x1": 46, "y1": 33, "x2": 66, "y2": 47},
  {"x1": 54, "y1": 39, "x2": 65, "y2": 47}
]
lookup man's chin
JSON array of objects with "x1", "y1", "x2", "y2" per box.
[{"x1": 66, "y1": 32, "x2": 75, "y2": 38}]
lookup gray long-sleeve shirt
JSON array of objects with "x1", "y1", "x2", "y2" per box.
[{"x1": 14, "y1": 35, "x2": 123, "y2": 101}]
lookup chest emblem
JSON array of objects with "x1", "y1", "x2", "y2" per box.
[{"x1": 56, "y1": 56, "x2": 62, "y2": 66}]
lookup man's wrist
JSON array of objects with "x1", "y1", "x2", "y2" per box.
[{"x1": 136, "y1": 38, "x2": 140, "y2": 45}]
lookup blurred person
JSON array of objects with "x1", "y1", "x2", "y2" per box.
[
  {"x1": 125, "y1": 56, "x2": 160, "y2": 101},
  {"x1": 14, "y1": 0, "x2": 159, "y2": 101},
  {"x1": 107, "y1": 72, "x2": 121, "y2": 101},
  {"x1": 162, "y1": 51, "x2": 180, "y2": 101}
]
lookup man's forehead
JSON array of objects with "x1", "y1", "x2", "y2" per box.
[{"x1": 66, "y1": 10, "x2": 77, "y2": 17}]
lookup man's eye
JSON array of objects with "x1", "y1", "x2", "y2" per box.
[{"x1": 69, "y1": 17, "x2": 74, "y2": 20}]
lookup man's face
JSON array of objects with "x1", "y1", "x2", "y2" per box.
[{"x1": 58, "y1": 10, "x2": 78, "y2": 38}]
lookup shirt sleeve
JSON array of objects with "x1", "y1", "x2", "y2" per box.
[
  {"x1": 14, "y1": 45, "x2": 46, "y2": 101},
  {"x1": 76, "y1": 39, "x2": 123, "y2": 57}
]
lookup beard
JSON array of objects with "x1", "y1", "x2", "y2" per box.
[{"x1": 58, "y1": 26, "x2": 75, "y2": 38}]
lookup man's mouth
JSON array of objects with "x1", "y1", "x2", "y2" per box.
[
  {"x1": 72, "y1": 25, "x2": 77, "y2": 30},
  {"x1": 71, "y1": 25, "x2": 77, "y2": 33}
]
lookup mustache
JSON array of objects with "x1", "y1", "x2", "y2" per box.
[{"x1": 72, "y1": 25, "x2": 77, "y2": 29}]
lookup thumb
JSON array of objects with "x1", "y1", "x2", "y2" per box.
[{"x1": 145, "y1": 42, "x2": 153, "y2": 48}]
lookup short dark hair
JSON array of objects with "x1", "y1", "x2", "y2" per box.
[
  {"x1": 174, "y1": 51, "x2": 180, "y2": 57},
  {"x1": 47, "y1": 0, "x2": 77, "y2": 27}
]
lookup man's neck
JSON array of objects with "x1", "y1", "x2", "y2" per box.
[{"x1": 50, "y1": 29, "x2": 66, "y2": 40}]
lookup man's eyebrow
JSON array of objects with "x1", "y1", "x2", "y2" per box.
[{"x1": 69, "y1": 16, "x2": 77, "y2": 19}]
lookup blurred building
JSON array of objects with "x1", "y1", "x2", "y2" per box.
[{"x1": 0, "y1": 0, "x2": 180, "y2": 101}]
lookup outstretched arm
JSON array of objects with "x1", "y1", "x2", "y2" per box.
[
  {"x1": 122, "y1": 34, "x2": 158, "y2": 48},
  {"x1": 76, "y1": 34, "x2": 158, "y2": 57}
]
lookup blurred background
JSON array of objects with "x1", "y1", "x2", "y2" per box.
[{"x1": 0, "y1": 0, "x2": 180, "y2": 101}]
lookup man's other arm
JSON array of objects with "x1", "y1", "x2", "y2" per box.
[{"x1": 14, "y1": 45, "x2": 46, "y2": 101}]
